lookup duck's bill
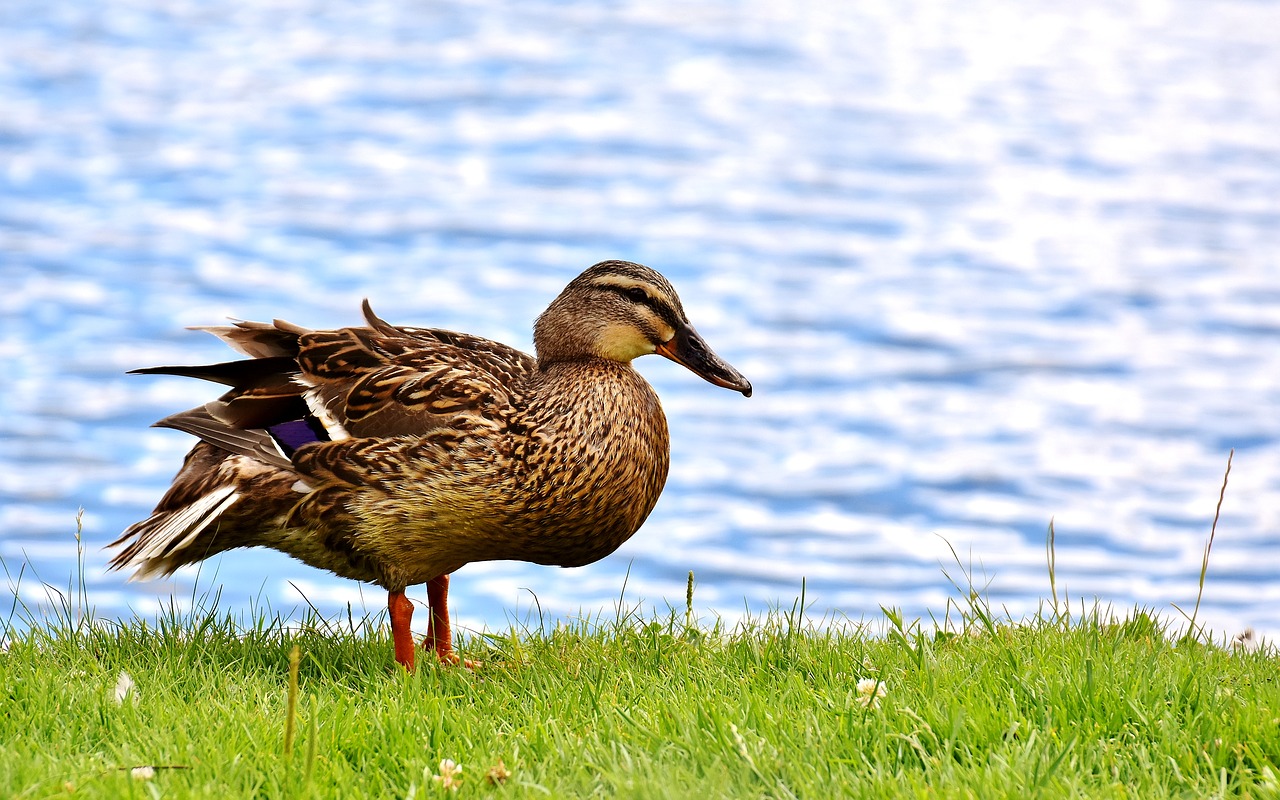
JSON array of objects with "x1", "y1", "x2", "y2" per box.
[{"x1": 655, "y1": 325, "x2": 753, "y2": 397}]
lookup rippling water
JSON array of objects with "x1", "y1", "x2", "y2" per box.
[{"x1": 3, "y1": 0, "x2": 1279, "y2": 640}]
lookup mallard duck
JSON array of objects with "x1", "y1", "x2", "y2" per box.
[{"x1": 110, "y1": 261, "x2": 751, "y2": 669}]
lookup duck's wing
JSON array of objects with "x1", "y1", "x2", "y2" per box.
[
  {"x1": 136, "y1": 300, "x2": 537, "y2": 464},
  {"x1": 295, "y1": 300, "x2": 537, "y2": 440}
]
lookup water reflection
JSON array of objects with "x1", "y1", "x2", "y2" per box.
[{"x1": 3, "y1": 0, "x2": 1279, "y2": 640}]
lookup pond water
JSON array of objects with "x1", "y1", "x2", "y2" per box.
[{"x1": 3, "y1": 0, "x2": 1280, "y2": 641}]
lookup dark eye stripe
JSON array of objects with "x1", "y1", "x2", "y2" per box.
[
  {"x1": 600, "y1": 284, "x2": 681, "y2": 331},
  {"x1": 600, "y1": 283, "x2": 653, "y2": 307}
]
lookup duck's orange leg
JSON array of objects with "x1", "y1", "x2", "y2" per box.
[
  {"x1": 424, "y1": 574, "x2": 459, "y2": 665},
  {"x1": 388, "y1": 589, "x2": 416, "y2": 671}
]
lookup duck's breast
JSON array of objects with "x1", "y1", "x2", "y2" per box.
[{"x1": 504, "y1": 361, "x2": 670, "y2": 567}]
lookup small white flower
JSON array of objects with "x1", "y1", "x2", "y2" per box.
[
  {"x1": 1231, "y1": 628, "x2": 1259, "y2": 653},
  {"x1": 1261, "y1": 765, "x2": 1278, "y2": 791},
  {"x1": 855, "y1": 677, "x2": 887, "y2": 709},
  {"x1": 730, "y1": 723, "x2": 750, "y2": 759},
  {"x1": 728, "y1": 723, "x2": 760, "y2": 771},
  {"x1": 432, "y1": 759, "x2": 463, "y2": 791},
  {"x1": 131, "y1": 766, "x2": 155, "y2": 781},
  {"x1": 114, "y1": 671, "x2": 137, "y2": 704}
]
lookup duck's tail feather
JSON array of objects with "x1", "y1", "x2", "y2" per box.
[
  {"x1": 108, "y1": 440, "x2": 306, "y2": 580},
  {"x1": 108, "y1": 484, "x2": 241, "y2": 581},
  {"x1": 154, "y1": 407, "x2": 296, "y2": 470},
  {"x1": 190, "y1": 318, "x2": 311, "y2": 359},
  {"x1": 133, "y1": 353, "x2": 312, "y2": 432},
  {"x1": 113, "y1": 317, "x2": 334, "y2": 581},
  {"x1": 129, "y1": 356, "x2": 298, "y2": 388}
]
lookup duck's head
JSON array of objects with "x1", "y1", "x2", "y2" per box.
[{"x1": 534, "y1": 261, "x2": 752, "y2": 397}]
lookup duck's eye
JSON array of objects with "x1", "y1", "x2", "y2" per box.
[{"x1": 624, "y1": 287, "x2": 649, "y2": 303}]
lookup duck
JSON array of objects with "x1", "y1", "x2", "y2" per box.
[{"x1": 109, "y1": 260, "x2": 752, "y2": 670}]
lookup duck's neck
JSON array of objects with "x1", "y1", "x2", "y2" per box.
[{"x1": 529, "y1": 359, "x2": 664, "y2": 427}]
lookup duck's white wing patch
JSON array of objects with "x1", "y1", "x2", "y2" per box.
[{"x1": 302, "y1": 385, "x2": 351, "y2": 441}]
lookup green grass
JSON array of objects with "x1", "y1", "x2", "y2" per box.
[
  {"x1": 5, "y1": 566, "x2": 1280, "y2": 799},
  {"x1": 8, "y1": 473, "x2": 1280, "y2": 799}
]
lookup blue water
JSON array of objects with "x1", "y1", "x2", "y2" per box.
[{"x1": 3, "y1": 0, "x2": 1280, "y2": 641}]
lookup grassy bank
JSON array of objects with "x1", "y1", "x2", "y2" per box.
[{"x1": 4, "y1": 570, "x2": 1279, "y2": 800}]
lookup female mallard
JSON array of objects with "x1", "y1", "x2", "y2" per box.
[{"x1": 110, "y1": 261, "x2": 751, "y2": 669}]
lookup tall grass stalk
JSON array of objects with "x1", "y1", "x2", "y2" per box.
[
  {"x1": 1045, "y1": 517, "x2": 1059, "y2": 619},
  {"x1": 284, "y1": 644, "x2": 301, "y2": 755},
  {"x1": 1176, "y1": 448, "x2": 1233, "y2": 643},
  {"x1": 305, "y1": 695, "x2": 319, "y2": 786}
]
